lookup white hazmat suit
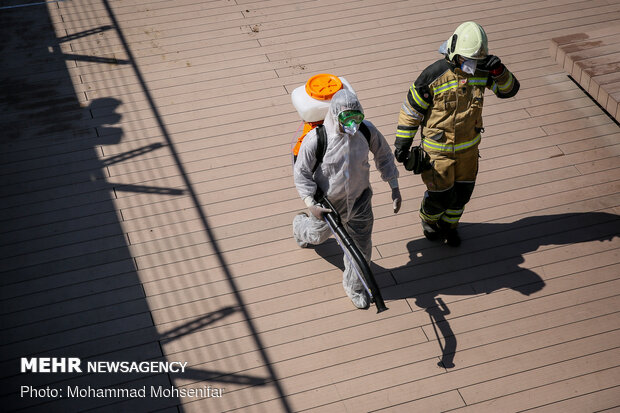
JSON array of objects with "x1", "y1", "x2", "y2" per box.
[{"x1": 293, "y1": 89, "x2": 400, "y2": 309}]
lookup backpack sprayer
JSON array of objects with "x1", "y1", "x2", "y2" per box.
[
  {"x1": 318, "y1": 195, "x2": 388, "y2": 313},
  {"x1": 291, "y1": 73, "x2": 388, "y2": 313}
]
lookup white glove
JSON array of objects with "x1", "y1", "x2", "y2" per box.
[
  {"x1": 391, "y1": 187, "x2": 402, "y2": 214},
  {"x1": 309, "y1": 204, "x2": 331, "y2": 220}
]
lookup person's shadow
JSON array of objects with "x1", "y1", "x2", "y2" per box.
[{"x1": 316, "y1": 211, "x2": 620, "y2": 368}]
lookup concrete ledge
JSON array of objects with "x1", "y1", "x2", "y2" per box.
[{"x1": 550, "y1": 26, "x2": 620, "y2": 122}]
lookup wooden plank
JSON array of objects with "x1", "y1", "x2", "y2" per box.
[
  {"x1": 161, "y1": 300, "x2": 412, "y2": 358},
  {"x1": 417, "y1": 253, "x2": 620, "y2": 330},
  {"x1": 1, "y1": 283, "x2": 145, "y2": 329},
  {"x1": 450, "y1": 367, "x2": 620, "y2": 412},
  {"x1": 370, "y1": 391, "x2": 466, "y2": 413},
  {"x1": 133, "y1": 193, "x2": 615, "y2": 290},
  {"x1": 4, "y1": 83, "x2": 602, "y2": 202},
  {"x1": 164, "y1": 260, "x2": 620, "y2": 385},
  {"x1": 218, "y1": 328, "x2": 620, "y2": 412},
  {"x1": 460, "y1": 348, "x2": 620, "y2": 404},
  {"x1": 307, "y1": 308, "x2": 620, "y2": 412},
  {"x1": 151, "y1": 235, "x2": 620, "y2": 344},
  {"x1": 257, "y1": 0, "x2": 609, "y2": 49},
  {"x1": 522, "y1": 386, "x2": 620, "y2": 413}
]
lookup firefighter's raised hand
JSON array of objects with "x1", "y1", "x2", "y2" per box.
[{"x1": 482, "y1": 55, "x2": 504, "y2": 76}]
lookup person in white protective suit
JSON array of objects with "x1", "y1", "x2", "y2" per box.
[{"x1": 293, "y1": 89, "x2": 402, "y2": 309}]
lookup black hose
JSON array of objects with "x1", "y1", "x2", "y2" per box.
[{"x1": 320, "y1": 196, "x2": 388, "y2": 313}]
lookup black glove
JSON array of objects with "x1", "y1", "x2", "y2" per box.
[
  {"x1": 482, "y1": 55, "x2": 504, "y2": 76},
  {"x1": 394, "y1": 148, "x2": 408, "y2": 163},
  {"x1": 404, "y1": 145, "x2": 432, "y2": 174}
]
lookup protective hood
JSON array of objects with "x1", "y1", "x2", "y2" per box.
[
  {"x1": 319, "y1": 90, "x2": 368, "y2": 219},
  {"x1": 323, "y1": 89, "x2": 364, "y2": 137}
]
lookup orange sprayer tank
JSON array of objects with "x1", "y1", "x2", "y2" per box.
[{"x1": 291, "y1": 74, "x2": 355, "y2": 157}]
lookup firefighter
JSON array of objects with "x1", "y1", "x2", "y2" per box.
[{"x1": 394, "y1": 21, "x2": 520, "y2": 246}]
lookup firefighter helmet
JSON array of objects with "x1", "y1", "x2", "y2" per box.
[{"x1": 446, "y1": 21, "x2": 488, "y2": 61}]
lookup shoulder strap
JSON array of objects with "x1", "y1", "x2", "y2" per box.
[
  {"x1": 312, "y1": 125, "x2": 327, "y2": 173},
  {"x1": 359, "y1": 122, "x2": 371, "y2": 145},
  {"x1": 312, "y1": 123, "x2": 370, "y2": 173}
]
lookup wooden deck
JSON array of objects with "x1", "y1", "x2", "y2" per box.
[{"x1": 1, "y1": 0, "x2": 619, "y2": 412}]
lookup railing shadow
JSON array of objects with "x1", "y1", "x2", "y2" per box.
[
  {"x1": 0, "y1": 2, "x2": 285, "y2": 411},
  {"x1": 0, "y1": 4, "x2": 189, "y2": 412},
  {"x1": 97, "y1": 1, "x2": 293, "y2": 411},
  {"x1": 157, "y1": 308, "x2": 269, "y2": 387}
]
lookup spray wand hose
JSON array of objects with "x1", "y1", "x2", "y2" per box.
[{"x1": 319, "y1": 196, "x2": 388, "y2": 313}]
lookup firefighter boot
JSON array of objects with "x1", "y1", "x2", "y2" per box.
[
  {"x1": 438, "y1": 220, "x2": 461, "y2": 247},
  {"x1": 421, "y1": 220, "x2": 442, "y2": 241}
]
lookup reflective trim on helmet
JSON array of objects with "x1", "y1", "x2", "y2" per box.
[
  {"x1": 422, "y1": 133, "x2": 481, "y2": 152},
  {"x1": 410, "y1": 85, "x2": 430, "y2": 110}
]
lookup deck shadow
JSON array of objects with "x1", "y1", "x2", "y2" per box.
[
  {"x1": 314, "y1": 211, "x2": 619, "y2": 369},
  {"x1": 0, "y1": 4, "x2": 184, "y2": 412},
  {"x1": 0, "y1": 3, "x2": 283, "y2": 411},
  {"x1": 384, "y1": 211, "x2": 620, "y2": 368}
]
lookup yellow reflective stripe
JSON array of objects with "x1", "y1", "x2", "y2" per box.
[
  {"x1": 420, "y1": 209, "x2": 443, "y2": 222},
  {"x1": 452, "y1": 133, "x2": 480, "y2": 151},
  {"x1": 435, "y1": 78, "x2": 486, "y2": 93},
  {"x1": 396, "y1": 131, "x2": 416, "y2": 138},
  {"x1": 422, "y1": 139, "x2": 444, "y2": 151},
  {"x1": 446, "y1": 208, "x2": 464, "y2": 215},
  {"x1": 433, "y1": 80, "x2": 458, "y2": 94},
  {"x1": 410, "y1": 85, "x2": 430, "y2": 110},
  {"x1": 441, "y1": 215, "x2": 461, "y2": 224},
  {"x1": 401, "y1": 103, "x2": 423, "y2": 120},
  {"x1": 469, "y1": 77, "x2": 487, "y2": 85},
  {"x1": 498, "y1": 73, "x2": 514, "y2": 92},
  {"x1": 423, "y1": 133, "x2": 481, "y2": 152}
]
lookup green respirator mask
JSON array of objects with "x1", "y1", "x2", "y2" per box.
[{"x1": 338, "y1": 110, "x2": 364, "y2": 131}]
